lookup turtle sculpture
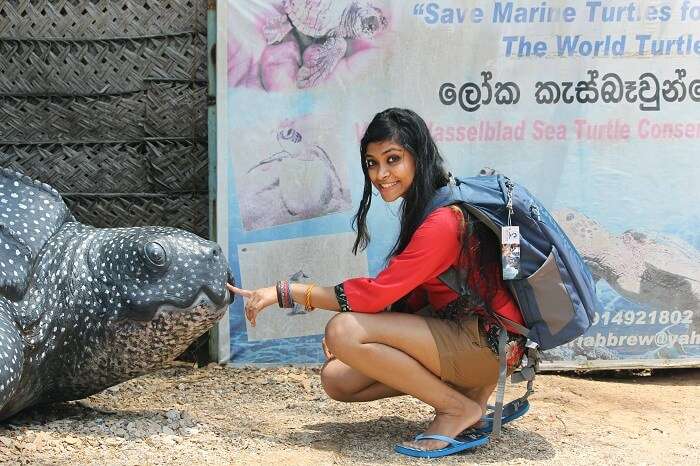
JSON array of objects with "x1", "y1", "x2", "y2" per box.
[
  {"x1": 0, "y1": 169, "x2": 234, "y2": 421},
  {"x1": 263, "y1": 0, "x2": 389, "y2": 88}
]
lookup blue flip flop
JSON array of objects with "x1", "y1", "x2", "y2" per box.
[
  {"x1": 394, "y1": 432, "x2": 489, "y2": 458},
  {"x1": 471, "y1": 399, "x2": 530, "y2": 434}
]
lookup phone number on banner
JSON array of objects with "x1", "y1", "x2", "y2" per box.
[{"x1": 591, "y1": 310, "x2": 694, "y2": 326}]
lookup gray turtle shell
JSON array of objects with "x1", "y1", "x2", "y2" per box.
[{"x1": 0, "y1": 169, "x2": 74, "y2": 305}]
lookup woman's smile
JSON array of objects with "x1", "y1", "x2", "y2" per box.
[{"x1": 379, "y1": 181, "x2": 399, "y2": 190}]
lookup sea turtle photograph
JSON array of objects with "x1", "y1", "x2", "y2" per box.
[
  {"x1": 228, "y1": 1, "x2": 391, "y2": 91},
  {"x1": 236, "y1": 121, "x2": 352, "y2": 231},
  {"x1": 262, "y1": 0, "x2": 389, "y2": 88}
]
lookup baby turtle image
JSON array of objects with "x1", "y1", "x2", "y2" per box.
[
  {"x1": 0, "y1": 169, "x2": 233, "y2": 421},
  {"x1": 240, "y1": 126, "x2": 351, "y2": 230},
  {"x1": 263, "y1": 0, "x2": 388, "y2": 88}
]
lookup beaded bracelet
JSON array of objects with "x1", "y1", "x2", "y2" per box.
[{"x1": 276, "y1": 280, "x2": 294, "y2": 308}]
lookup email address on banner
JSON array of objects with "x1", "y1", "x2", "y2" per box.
[{"x1": 566, "y1": 330, "x2": 700, "y2": 349}]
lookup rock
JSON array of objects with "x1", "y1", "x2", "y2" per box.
[
  {"x1": 32, "y1": 432, "x2": 48, "y2": 449},
  {"x1": 111, "y1": 427, "x2": 127, "y2": 437},
  {"x1": 104, "y1": 437, "x2": 125, "y2": 446},
  {"x1": 145, "y1": 421, "x2": 162, "y2": 436},
  {"x1": 63, "y1": 436, "x2": 80, "y2": 446}
]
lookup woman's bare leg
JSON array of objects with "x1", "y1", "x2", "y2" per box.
[
  {"x1": 321, "y1": 360, "x2": 494, "y2": 427},
  {"x1": 321, "y1": 357, "x2": 403, "y2": 402},
  {"x1": 324, "y1": 312, "x2": 483, "y2": 450},
  {"x1": 460, "y1": 383, "x2": 496, "y2": 429}
]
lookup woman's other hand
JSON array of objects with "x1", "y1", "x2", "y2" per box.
[{"x1": 226, "y1": 283, "x2": 277, "y2": 327}]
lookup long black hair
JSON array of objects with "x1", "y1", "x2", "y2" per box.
[
  {"x1": 351, "y1": 107, "x2": 500, "y2": 306},
  {"x1": 352, "y1": 108, "x2": 450, "y2": 257}
]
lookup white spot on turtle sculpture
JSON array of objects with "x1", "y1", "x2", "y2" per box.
[
  {"x1": 263, "y1": 0, "x2": 388, "y2": 88},
  {"x1": 0, "y1": 169, "x2": 234, "y2": 421}
]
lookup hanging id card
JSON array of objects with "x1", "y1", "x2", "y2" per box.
[{"x1": 501, "y1": 226, "x2": 521, "y2": 280}]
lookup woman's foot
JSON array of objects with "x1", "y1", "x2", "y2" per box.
[{"x1": 401, "y1": 398, "x2": 482, "y2": 451}]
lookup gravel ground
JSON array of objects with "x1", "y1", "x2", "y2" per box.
[{"x1": 0, "y1": 364, "x2": 697, "y2": 465}]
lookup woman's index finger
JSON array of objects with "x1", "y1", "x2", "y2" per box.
[{"x1": 226, "y1": 284, "x2": 253, "y2": 297}]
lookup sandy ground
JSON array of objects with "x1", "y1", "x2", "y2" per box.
[{"x1": 0, "y1": 364, "x2": 697, "y2": 465}]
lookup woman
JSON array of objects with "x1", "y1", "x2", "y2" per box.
[{"x1": 228, "y1": 108, "x2": 526, "y2": 458}]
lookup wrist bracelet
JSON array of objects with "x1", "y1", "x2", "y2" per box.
[
  {"x1": 275, "y1": 281, "x2": 284, "y2": 308},
  {"x1": 304, "y1": 284, "x2": 316, "y2": 311},
  {"x1": 276, "y1": 280, "x2": 294, "y2": 308}
]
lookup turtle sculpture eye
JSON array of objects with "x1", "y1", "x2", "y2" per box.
[{"x1": 143, "y1": 242, "x2": 167, "y2": 266}]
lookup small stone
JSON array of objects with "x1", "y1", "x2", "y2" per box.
[
  {"x1": 104, "y1": 437, "x2": 125, "y2": 446},
  {"x1": 166, "y1": 410, "x2": 181, "y2": 422},
  {"x1": 111, "y1": 428, "x2": 127, "y2": 437},
  {"x1": 64, "y1": 436, "x2": 80, "y2": 446},
  {"x1": 146, "y1": 421, "x2": 162, "y2": 436}
]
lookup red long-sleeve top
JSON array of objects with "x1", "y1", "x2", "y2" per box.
[{"x1": 336, "y1": 207, "x2": 524, "y2": 329}]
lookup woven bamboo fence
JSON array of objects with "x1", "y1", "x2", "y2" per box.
[{"x1": 0, "y1": 0, "x2": 210, "y2": 238}]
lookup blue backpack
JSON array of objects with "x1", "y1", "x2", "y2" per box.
[
  {"x1": 425, "y1": 173, "x2": 600, "y2": 350},
  {"x1": 423, "y1": 172, "x2": 602, "y2": 435}
]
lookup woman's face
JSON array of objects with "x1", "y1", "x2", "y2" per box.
[{"x1": 365, "y1": 140, "x2": 416, "y2": 202}]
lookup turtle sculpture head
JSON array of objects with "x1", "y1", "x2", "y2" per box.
[{"x1": 0, "y1": 169, "x2": 233, "y2": 420}]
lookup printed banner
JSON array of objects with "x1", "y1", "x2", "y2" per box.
[{"x1": 220, "y1": 0, "x2": 700, "y2": 366}]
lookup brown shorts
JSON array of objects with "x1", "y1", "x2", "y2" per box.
[{"x1": 425, "y1": 314, "x2": 499, "y2": 390}]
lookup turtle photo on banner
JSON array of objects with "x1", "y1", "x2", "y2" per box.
[
  {"x1": 228, "y1": 0, "x2": 391, "y2": 91},
  {"x1": 233, "y1": 114, "x2": 352, "y2": 231},
  {"x1": 220, "y1": 0, "x2": 700, "y2": 367}
]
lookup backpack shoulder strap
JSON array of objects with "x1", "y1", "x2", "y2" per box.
[{"x1": 419, "y1": 185, "x2": 463, "y2": 225}]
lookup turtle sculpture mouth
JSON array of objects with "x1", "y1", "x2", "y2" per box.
[
  {"x1": 157, "y1": 270, "x2": 236, "y2": 315},
  {"x1": 151, "y1": 288, "x2": 230, "y2": 319},
  {"x1": 118, "y1": 271, "x2": 236, "y2": 322}
]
